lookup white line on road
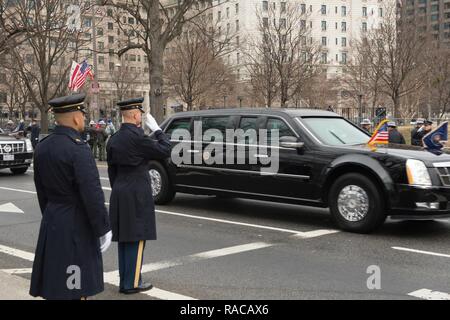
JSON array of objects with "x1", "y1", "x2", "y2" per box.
[
  {"x1": 392, "y1": 246, "x2": 450, "y2": 259},
  {"x1": 0, "y1": 244, "x2": 35, "y2": 261},
  {"x1": 0, "y1": 187, "x2": 36, "y2": 194},
  {"x1": 1, "y1": 268, "x2": 33, "y2": 275},
  {"x1": 0, "y1": 185, "x2": 340, "y2": 239},
  {"x1": 0, "y1": 243, "x2": 195, "y2": 300},
  {"x1": 408, "y1": 289, "x2": 450, "y2": 300},
  {"x1": 103, "y1": 241, "x2": 273, "y2": 299}
]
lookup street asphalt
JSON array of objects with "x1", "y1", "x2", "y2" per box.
[{"x1": 0, "y1": 163, "x2": 449, "y2": 300}]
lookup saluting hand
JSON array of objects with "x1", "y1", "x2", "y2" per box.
[{"x1": 145, "y1": 113, "x2": 161, "y2": 132}]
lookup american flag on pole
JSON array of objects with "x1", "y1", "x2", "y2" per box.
[
  {"x1": 68, "y1": 60, "x2": 94, "y2": 92},
  {"x1": 368, "y1": 120, "x2": 389, "y2": 146}
]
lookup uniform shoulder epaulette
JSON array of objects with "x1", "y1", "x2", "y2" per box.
[
  {"x1": 72, "y1": 137, "x2": 86, "y2": 145},
  {"x1": 38, "y1": 133, "x2": 52, "y2": 142}
]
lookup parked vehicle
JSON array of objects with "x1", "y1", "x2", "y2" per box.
[{"x1": 0, "y1": 128, "x2": 33, "y2": 174}]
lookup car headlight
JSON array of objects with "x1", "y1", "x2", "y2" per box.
[
  {"x1": 406, "y1": 159, "x2": 431, "y2": 186},
  {"x1": 25, "y1": 139, "x2": 33, "y2": 152}
]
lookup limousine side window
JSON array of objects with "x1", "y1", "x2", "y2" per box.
[
  {"x1": 202, "y1": 116, "x2": 230, "y2": 141},
  {"x1": 166, "y1": 118, "x2": 191, "y2": 138},
  {"x1": 267, "y1": 118, "x2": 296, "y2": 141},
  {"x1": 239, "y1": 117, "x2": 258, "y2": 144}
]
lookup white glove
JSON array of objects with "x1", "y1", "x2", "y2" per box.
[
  {"x1": 99, "y1": 230, "x2": 112, "y2": 253},
  {"x1": 145, "y1": 113, "x2": 161, "y2": 132}
]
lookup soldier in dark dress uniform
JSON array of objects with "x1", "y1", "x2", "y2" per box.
[
  {"x1": 29, "y1": 93, "x2": 112, "y2": 300},
  {"x1": 106, "y1": 98, "x2": 171, "y2": 294},
  {"x1": 387, "y1": 121, "x2": 406, "y2": 144}
]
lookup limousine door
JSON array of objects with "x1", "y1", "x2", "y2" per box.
[{"x1": 241, "y1": 117, "x2": 319, "y2": 203}]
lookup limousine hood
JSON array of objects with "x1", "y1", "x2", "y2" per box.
[
  {"x1": 0, "y1": 134, "x2": 25, "y2": 142},
  {"x1": 345, "y1": 143, "x2": 450, "y2": 166}
]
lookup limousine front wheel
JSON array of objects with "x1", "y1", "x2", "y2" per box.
[
  {"x1": 148, "y1": 162, "x2": 175, "y2": 205},
  {"x1": 329, "y1": 173, "x2": 386, "y2": 233}
]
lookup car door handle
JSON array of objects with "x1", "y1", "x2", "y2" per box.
[{"x1": 187, "y1": 150, "x2": 200, "y2": 153}]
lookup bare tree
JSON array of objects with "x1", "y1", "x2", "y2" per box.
[
  {"x1": 247, "y1": 3, "x2": 321, "y2": 108},
  {"x1": 164, "y1": 17, "x2": 236, "y2": 111},
  {"x1": 427, "y1": 48, "x2": 450, "y2": 120},
  {"x1": 108, "y1": 0, "x2": 219, "y2": 121},
  {"x1": 1, "y1": 69, "x2": 29, "y2": 120},
  {"x1": 1, "y1": 0, "x2": 92, "y2": 133},
  {"x1": 364, "y1": 2, "x2": 429, "y2": 119}
]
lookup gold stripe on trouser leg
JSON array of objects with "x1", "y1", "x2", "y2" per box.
[{"x1": 134, "y1": 240, "x2": 144, "y2": 288}]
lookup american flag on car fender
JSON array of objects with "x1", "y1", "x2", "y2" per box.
[{"x1": 368, "y1": 119, "x2": 389, "y2": 146}]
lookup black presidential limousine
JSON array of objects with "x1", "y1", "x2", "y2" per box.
[
  {"x1": 0, "y1": 128, "x2": 33, "y2": 174},
  {"x1": 147, "y1": 108, "x2": 450, "y2": 233}
]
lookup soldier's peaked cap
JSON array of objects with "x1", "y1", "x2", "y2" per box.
[
  {"x1": 48, "y1": 93, "x2": 86, "y2": 114},
  {"x1": 117, "y1": 97, "x2": 145, "y2": 112}
]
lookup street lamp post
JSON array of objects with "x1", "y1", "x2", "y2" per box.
[
  {"x1": 223, "y1": 95, "x2": 227, "y2": 108},
  {"x1": 238, "y1": 96, "x2": 243, "y2": 108},
  {"x1": 358, "y1": 93, "x2": 363, "y2": 124}
]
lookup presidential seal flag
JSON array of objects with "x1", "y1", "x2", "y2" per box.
[
  {"x1": 367, "y1": 119, "x2": 389, "y2": 146},
  {"x1": 423, "y1": 121, "x2": 448, "y2": 151}
]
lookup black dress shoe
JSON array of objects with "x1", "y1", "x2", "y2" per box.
[{"x1": 119, "y1": 283, "x2": 153, "y2": 294}]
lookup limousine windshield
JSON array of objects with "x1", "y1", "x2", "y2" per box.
[{"x1": 301, "y1": 117, "x2": 371, "y2": 146}]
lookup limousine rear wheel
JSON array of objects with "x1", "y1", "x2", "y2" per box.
[
  {"x1": 148, "y1": 162, "x2": 175, "y2": 205},
  {"x1": 329, "y1": 173, "x2": 386, "y2": 233}
]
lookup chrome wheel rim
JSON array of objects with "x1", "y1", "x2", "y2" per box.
[
  {"x1": 149, "y1": 169, "x2": 162, "y2": 197},
  {"x1": 337, "y1": 185, "x2": 369, "y2": 222}
]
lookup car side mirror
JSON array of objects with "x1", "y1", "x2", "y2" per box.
[{"x1": 279, "y1": 136, "x2": 305, "y2": 150}]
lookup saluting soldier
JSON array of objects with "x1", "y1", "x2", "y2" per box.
[
  {"x1": 106, "y1": 98, "x2": 171, "y2": 294},
  {"x1": 30, "y1": 93, "x2": 112, "y2": 300}
]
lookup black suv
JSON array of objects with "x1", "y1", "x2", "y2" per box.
[
  {"x1": 148, "y1": 108, "x2": 450, "y2": 233},
  {"x1": 0, "y1": 128, "x2": 33, "y2": 174}
]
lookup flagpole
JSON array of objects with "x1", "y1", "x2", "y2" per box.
[{"x1": 91, "y1": 3, "x2": 99, "y2": 121}]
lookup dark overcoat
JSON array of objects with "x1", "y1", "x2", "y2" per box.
[
  {"x1": 30, "y1": 126, "x2": 111, "y2": 300},
  {"x1": 106, "y1": 124, "x2": 171, "y2": 242}
]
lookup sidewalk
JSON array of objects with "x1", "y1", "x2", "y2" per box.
[{"x1": 0, "y1": 271, "x2": 40, "y2": 300}]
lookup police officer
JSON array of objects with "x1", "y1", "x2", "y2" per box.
[
  {"x1": 387, "y1": 121, "x2": 406, "y2": 144},
  {"x1": 106, "y1": 98, "x2": 171, "y2": 294},
  {"x1": 30, "y1": 93, "x2": 112, "y2": 300},
  {"x1": 96, "y1": 120, "x2": 108, "y2": 161},
  {"x1": 411, "y1": 119, "x2": 424, "y2": 146},
  {"x1": 360, "y1": 119, "x2": 372, "y2": 134},
  {"x1": 413, "y1": 120, "x2": 433, "y2": 146}
]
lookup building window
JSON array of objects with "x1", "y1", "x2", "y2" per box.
[
  {"x1": 379, "y1": 7, "x2": 383, "y2": 17},
  {"x1": 341, "y1": 52, "x2": 347, "y2": 64},
  {"x1": 108, "y1": 36, "x2": 114, "y2": 43},
  {"x1": 107, "y1": 9, "x2": 113, "y2": 17},
  {"x1": 128, "y1": 17, "x2": 135, "y2": 24},
  {"x1": 108, "y1": 22, "x2": 113, "y2": 30},
  {"x1": 235, "y1": 3, "x2": 239, "y2": 14},
  {"x1": 321, "y1": 20, "x2": 327, "y2": 31},
  {"x1": 342, "y1": 37, "x2": 347, "y2": 47},
  {"x1": 280, "y1": 18, "x2": 286, "y2": 28},
  {"x1": 263, "y1": 17, "x2": 269, "y2": 28},
  {"x1": 341, "y1": 21, "x2": 347, "y2": 32},
  {"x1": 281, "y1": 2, "x2": 286, "y2": 13},
  {"x1": 341, "y1": 6, "x2": 346, "y2": 16},
  {"x1": 236, "y1": 20, "x2": 239, "y2": 31},
  {"x1": 97, "y1": 28, "x2": 103, "y2": 36},
  {"x1": 83, "y1": 18, "x2": 92, "y2": 28},
  {"x1": 362, "y1": 22, "x2": 367, "y2": 32},
  {"x1": 321, "y1": 52, "x2": 327, "y2": 64},
  {"x1": 321, "y1": 5, "x2": 326, "y2": 15},
  {"x1": 262, "y1": 1, "x2": 268, "y2": 11},
  {"x1": 431, "y1": 14, "x2": 439, "y2": 21},
  {"x1": 322, "y1": 36, "x2": 327, "y2": 46},
  {"x1": 98, "y1": 42, "x2": 104, "y2": 50},
  {"x1": 98, "y1": 56, "x2": 104, "y2": 65},
  {"x1": 0, "y1": 92, "x2": 6, "y2": 103},
  {"x1": 431, "y1": 4, "x2": 439, "y2": 12},
  {"x1": 226, "y1": 7, "x2": 229, "y2": 18},
  {"x1": 362, "y1": 7, "x2": 367, "y2": 17},
  {"x1": 301, "y1": 4, "x2": 306, "y2": 14}
]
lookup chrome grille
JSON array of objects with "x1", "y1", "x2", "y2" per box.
[
  {"x1": 0, "y1": 142, "x2": 25, "y2": 154},
  {"x1": 433, "y1": 162, "x2": 450, "y2": 186}
]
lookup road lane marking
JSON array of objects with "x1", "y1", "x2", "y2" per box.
[
  {"x1": 0, "y1": 187, "x2": 36, "y2": 194},
  {"x1": 392, "y1": 246, "x2": 450, "y2": 259},
  {"x1": 408, "y1": 289, "x2": 450, "y2": 300},
  {"x1": 0, "y1": 185, "x2": 340, "y2": 238},
  {"x1": 0, "y1": 244, "x2": 34, "y2": 261},
  {"x1": 0, "y1": 243, "x2": 195, "y2": 300},
  {"x1": 1, "y1": 268, "x2": 33, "y2": 275},
  {"x1": 0, "y1": 203, "x2": 24, "y2": 214},
  {"x1": 28, "y1": 169, "x2": 110, "y2": 182},
  {"x1": 104, "y1": 241, "x2": 273, "y2": 298}
]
